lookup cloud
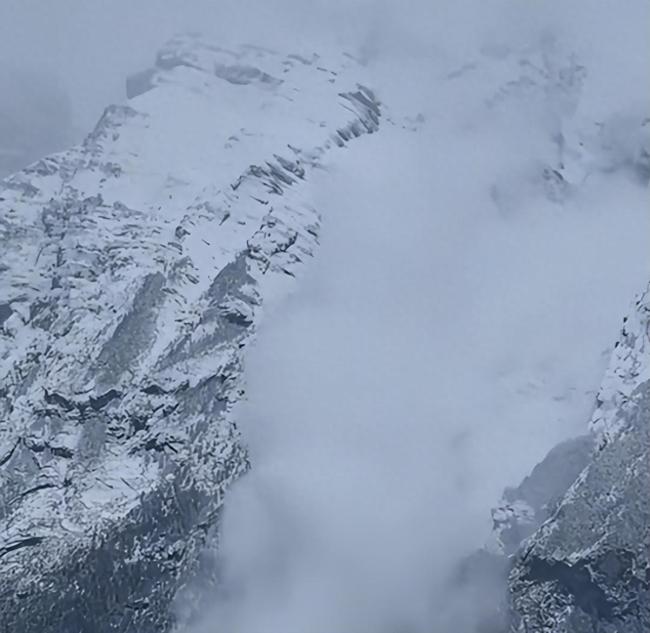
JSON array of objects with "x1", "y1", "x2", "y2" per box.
[
  {"x1": 2, "y1": 0, "x2": 648, "y2": 129},
  {"x1": 0, "y1": 64, "x2": 73, "y2": 176},
  {"x1": 186, "y1": 5, "x2": 650, "y2": 626}
]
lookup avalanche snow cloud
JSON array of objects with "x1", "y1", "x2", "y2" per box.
[
  {"x1": 0, "y1": 1, "x2": 648, "y2": 632},
  {"x1": 191, "y1": 4, "x2": 650, "y2": 633}
]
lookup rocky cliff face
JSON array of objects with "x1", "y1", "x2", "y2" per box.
[
  {"x1": 507, "y1": 284, "x2": 650, "y2": 632},
  {"x1": 0, "y1": 35, "x2": 380, "y2": 632},
  {"x1": 482, "y1": 283, "x2": 650, "y2": 633}
]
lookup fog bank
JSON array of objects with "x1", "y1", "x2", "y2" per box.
[{"x1": 190, "y1": 3, "x2": 649, "y2": 630}]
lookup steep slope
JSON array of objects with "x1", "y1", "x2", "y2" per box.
[
  {"x1": 0, "y1": 34, "x2": 380, "y2": 633},
  {"x1": 459, "y1": 285, "x2": 649, "y2": 633},
  {"x1": 508, "y1": 284, "x2": 650, "y2": 632}
]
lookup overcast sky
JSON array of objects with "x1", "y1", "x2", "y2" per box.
[
  {"x1": 0, "y1": 0, "x2": 378, "y2": 130},
  {"x1": 1, "y1": 0, "x2": 647, "y2": 132}
]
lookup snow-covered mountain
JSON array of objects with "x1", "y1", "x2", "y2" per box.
[
  {"x1": 0, "y1": 30, "x2": 648, "y2": 633},
  {"x1": 0, "y1": 35, "x2": 380, "y2": 632}
]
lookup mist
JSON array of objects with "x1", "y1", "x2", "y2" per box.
[
  {"x1": 177, "y1": 3, "x2": 648, "y2": 632},
  {"x1": 2, "y1": 1, "x2": 647, "y2": 132},
  {"x1": 0, "y1": 65, "x2": 74, "y2": 176},
  {"x1": 200, "y1": 139, "x2": 648, "y2": 630},
  {"x1": 1, "y1": 1, "x2": 648, "y2": 631}
]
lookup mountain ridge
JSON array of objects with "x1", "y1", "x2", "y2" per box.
[{"x1": 0, "y1": 34, "x2": 381, "y2": 632}]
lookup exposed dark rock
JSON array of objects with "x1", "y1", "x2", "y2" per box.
[{"x1": 508, "y1": 285, "x2": 650, "y2": 632}]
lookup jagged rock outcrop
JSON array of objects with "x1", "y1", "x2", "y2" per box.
[
  {"x1": 0, "y1": 34, "x2": 381, "y2": 633},
  {"x1": 465, "y1": 283, "x2": 649, "y2": 633},
  {"x1": 508, "y1": 284, "x2": 650, "y2": 632},
  {"x1": 491, "y1": 434, "x2": 594, "y2": 557},
  {"x1": 452, "y1": 434, "x2": 596, "y2": 633}
]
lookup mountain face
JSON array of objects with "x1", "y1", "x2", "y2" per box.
[
  {"x1": 0, "y1": 32, "x2": 648, "y2": 633},
  {"x1": 476, "y1": 283, "x2": 649, "y2": 633},
  {"x1": 506, "y1": 285, "x2": 650, "y2": 633},
  {"x1": 458, "y1": 286, "x2": 649, "y2": 633},
  {"x1": 0, "y1": 35, "x2": 380, "y2": 632}
]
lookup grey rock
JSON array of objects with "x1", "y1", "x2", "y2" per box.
[
  {"x1": 509, "y1": 284, "x2": 650, "y2": 632},
  {"x1": 492, "y1": 434, "x2": 594, "y2": 556}
]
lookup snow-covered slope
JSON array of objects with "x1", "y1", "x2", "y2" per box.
[{"x1": 0, "y1": 34, "x2": 380, "y2": 632}]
